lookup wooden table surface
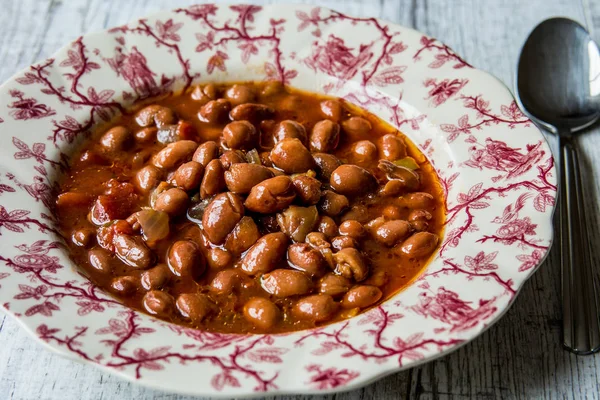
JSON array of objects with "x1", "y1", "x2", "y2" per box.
[{"x1": 2, "y1": 0, "x2": 600, "y2": 399}]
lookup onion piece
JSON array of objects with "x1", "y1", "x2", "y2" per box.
[
  {"x1": 135, "y1": 209, "x2": 170, "y2": 242},
  {"x1": 393, "y1": 156, "x2": 419, "y2": 170}
]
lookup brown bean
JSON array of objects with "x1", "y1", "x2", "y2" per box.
[
  {"x1": 113, "y1": 233, "x2": 153, "y2": 269},
  {"x1": 374, "y1": 220, "x2": 412, "y2": 247},
  {"x1": 291, "y1": 175, "x2": 321, "y2": 205},
  {"x1": 72, "y1": 228, "x2": 94, "y2": 248},
  {"x1": 230, "y1": 103, "x2": 274, "y2": 122},
  {"x1": 243, "y1": 297, "x2": 280, "y2": 330},
  {"x1": 200, "y1": 159, "x2": 226, "y2": 199},
  {"x1": 364, "y1": 269, "x2": 389, "y2": 287},
  {"x1": 380, "y1": 133, "x2": 407, "y2": 161},
  {"x1": 274, "y1": 120, "x2": 307, "y2": 144},
  {"x1": 382, "y1": 205, "x2": 402, "y2": 220},
  {"x1": 331, "y1": 236, "x2": 358, "y2": 251},
  {"x1": 338, "y1": 220, "x2": 365, "y2": 239},
  {"x1": 219, "y1": 150, "x2": 246, "y2": 169},
  {"x1": 201, "y1": 247, "x2": 229, "y2": 270},
  {"x1": 409, "y1": 209, "x2": 432, "y2": 232},
  {"x1": 366, "y1": 217, "x2": 386, "y2": 232},
  {"x1": 88, "y1": 248, "x2": 112, "y2": 273},
  {"x1": 151, "y1": 140, "x2": 198, "y2": 170},
  {"x1": 340, "y1": 204, "x2": 369, "y2": 224},
  {"x1": 154, "y1": 187, "x2": 189, "y2": 216},
  {"x1": 191, "y1": 84, "x2": 217, "y2": 104},
  {"x1": 202, "y1": 192, "x2": 244, "y2": 244},
  {"x1": 225, "y1": 163, "x2": 274, "y2": 194},
  {"x1": 198, "y1": 99, "x2": 231, "y2": 123},
  {"x1": 309, "y1": 120, "x2": 340, "y2": 152},
  {"x1": 100, "y1": 126, "x2": 132, "y2": 152},
  {"x1": 135, "y1": 127, "x2": 157, "y2": 143},
  {"x1": 330, "y1": 165, "x2": 377, "y2": 197},
  {"x1": 351, "y1": 140, "x2": 378, "y2": 165},
  {"x1": 400, "y1": 232, "x2": 439, "y2": 258},
  {"x1": 342, "y1": 285, "x2": 382, "y2": 309},
  {"x1": 270, "y1": 138, "x2": 315, "y2": 174},
  {"x1": 134, "y1": 165, "x2": 163, "y2": 193},
  {"x1": 225, "y1": 216, "x2": 260, "y2": 255},
  {"x1": 143, "y1": 290, "x2": 174, "y2": 316},
  {"x1": 224, "y1": 84, "x2": 255, "y2": 106},
  {"x1": 313, "y1": 153, "x2": 342, "y2": 180},
  {"x1": 260, "y1": 81, "x2": 283, "y2": 97},
  {"x1": 172, "y1": 161, "x2": 204, "y2": 191},
  {"x1": 288, "y1": 243, "x2": 327, "y2": 277},
  {"x1": 319, "y1": 99, "x2": 343, "y2": 122},
  {"x1": 318, "y1": 190, "x2": 349, "y2": 217},
  {"x1": 222, "y1": 120, "x2": 259, "y2": 150},
  {"x1": 319, "y1": 273, "x2": 352, "y2": 298},
  {"x1": 403, "y1": 192, "x2": 434, "y2": 209},
  {"x1": 168, "y1": 240, "x2": 206, "y2": 279},
  {"x1": 333, "y1": 248, "x2": 369, "y2": 282},
  {"x1": 110, "y1": 276, "x2": 139, "y2": 296},
  {"x1": 210, "y1": 269, "x2": 247, "y2": 294},
  {"x1": 141, "y1": 264, "x2": 170, "y2": 290},
  {"x1": 175, "y1": 293, "x2": 215, "y2": 324},
  {"x1": 240, "y1": 232, "x2": 288, "y2": 275},
  {"x1": 192, "y1": 141, "x2": 219, "y2": 167},
  {"x1": 317, "y1": 215, "x2": 338, "y2": 239},
  {"x1": 293, "y1": 294, "x2": 338, "y2": 322},
  {"x1": 341, "y1": 116, "x2": 372, "y2": 138},
  {"x1": 245, "y1": 176, "x2": 296, "y2": 213},
  {"x1": 261, "y1": 269, "x2": 313, "y2": 297},
  {"x1": 136, "y1": 105, "x2": 176, "y2": 128}
]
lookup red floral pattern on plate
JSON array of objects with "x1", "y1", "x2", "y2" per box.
[{"x1": 0, "y1": 4, "x2": 556, "y2": 398}]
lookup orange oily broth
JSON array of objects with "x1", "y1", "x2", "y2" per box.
[{"x1": 56, "y1": 82, "x2": 445, "y2": 333}]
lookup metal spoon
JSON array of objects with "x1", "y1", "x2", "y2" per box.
[{"x1": 516, "y1": 17, "x2": 600, "y2": 355}]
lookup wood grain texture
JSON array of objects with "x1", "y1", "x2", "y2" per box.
[{"x1": 1, "y1": 0, "x2": 600, "y2": 399}]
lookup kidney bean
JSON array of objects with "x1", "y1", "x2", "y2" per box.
[
  {"x1": 274, "y1": 120, "x2": 307, "y2": 144},
  {"x1": 222, "y1": 120, "x2": 259, "y2": 150},
  {"x1": 219, "y1": 150, "x2": 246, "y2": 169},
  {"x1": 379, "y1": 133, "x2": 407, "y2": 161},
  {"x1": 172, "y1": 161, "x2": 204, "y2": 192},
  {"x1": 136, "y1": 105, "x2": 176, "y2": 128},
  {"x1": 225, "y1": 163, "x2": 274, "y2": 194},
  {"x1": 317, "y1": 215, "x2": 338, "y2": 239},
  {"x1": 312, "y1": 153, "x2": 342, "y2": 180},
  {"x1": 191, "y1": 83, "x2": 217, "y2": 103},
  {"x1": 225, "y1": 216, "x2": 261, "y2": 255},
  {"x1": 224, "y1": 84, "x2": 255, "y2": 106},
  {"x1": 374, "y1": 220, "x2": 412, "y2": 247},
  {"x1": 382, "y1": 205, "x2": 402, "y2": 220},
  {"x1": 192, "y1": 141, "x2": 219, "y2": 167},
  {"x1": 342, "y1": 285, "x2": 382, "y2": 309},
  {"x1": 176, "y1": 293, "x2": 215, "y2": 323},
  {"x1": 100, "y1": 126, "x2": 132, "y2": 153},
  {"x1": 243, "y1": 297, "x2": 280, "y2": 330},
  {"x1": 378, "y1": 160, "x2": 420, "y2": 192},
  {"x1": 245, "y1": 176, "x2": 296, "y2": 213},
  {"x1": 293, "y1": 294, "x2": 338, "y2": 322},
  {"x1": 333, "y1": 248, "x2": 368, "y2": 282},
  {"x1": 270, "y1": 138, "x2": 315, "y2": 174},
  {"x1": 143, "y1": 290, "x2": 174, "y2": 316},
  {"x1": 318, "y1": 273, "x2": 351, "y2": 298},
  {"x1": 113, "y1": 233, "x2": 153, "y2": 269},
  {"x1": 291, "y1": 175, "x2": 321, "y2": 205},
  {"x1": 209, "y1": 269, "x2": 248, "y2": 294},
  {"x1": 200, "y1": 159, "x2": 226, "y2": 199},
  {"x1": 341, "y1": 116, "x2": 372, "y2": 138},
  {"x1": 151, "y1": 140, "x2": 197, "y2": 170},
  {"x1": 202, "y1": 192, "x2": 244, "y2": 244},
  {"x1": 319, "y1": 99, "x2": 343, "y2": 122},
  {"x1": 88, "y1": 248, "x2": 112, "y2": 273},
  {"x1": 240, "y1": 232, "x2": 288, "y2": 275},
  {"x1": 318, "y1": 190, "x2": 349, "y2": 217},
  {"x1": 350, "y1": 140, "x2": 378, "y2": 165},
  {"x1": 168, "y1": 240, "x2": 206, "y2": 279},
  {"x1": 134, "y1": 166, "x2": 163, "y2": 194},
  {"x1": 288, "y1": 243, "x2": 327, "y2": 277},
  {"x1": 230, "y1": 103, "x2": 274, "y2": 122},
  {"x1": 340, "y1": 204, "x2": 369, "y2": 224},
  {"x1": 364, "y1": 269, "x2": 389, "y2": 287},
  {"x1": 331, "y1": 236, "x2": 358, "y2": 251},
  {"x1": 72, "y1": 228, "x2": 94, "y2": 248},
  {"x1": 198, "y1": 99, "x2": 231, "y2": 123},
  {"x1": 400, "y1": 232, "x2": 439, "y2": 258},
  {"x1": 135, "y1": 127, "x2": 158, "y2": 143},
  {"x1": 338, "y1": 220, "x2": 365, "y2": 239},
  {"x1": 154, "y1": 187, "x2": 189, "y2": 216},
  {"x1": 403, "y1": 192, "x2": 435, "y2": 209},
  {"x1": 330, "y1": 165, "x2": 377, "y2": 197},
  {"x1": 110, "y1": 276, "x2": 139, "y2": 296},
  {"x1": 141, "y1": 264, "x2": 170, "y2": 290},
  {"x1": 206, "y1": 248, "x2": 233, "y2": 270},
  {"x1": 309, "y1": 120, "x2": 340, "y2": 153},
  {"x1": 261, "y1": 269, "x2": 313, "y2": 297}
]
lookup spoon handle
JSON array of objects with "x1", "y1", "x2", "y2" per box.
[{"x1": 559, "y1": 136, "x2": 600, "y2": 354}]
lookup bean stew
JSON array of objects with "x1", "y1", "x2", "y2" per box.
[{"x1": 55, "y1": 82, "x2": 444, "y2": 333}]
